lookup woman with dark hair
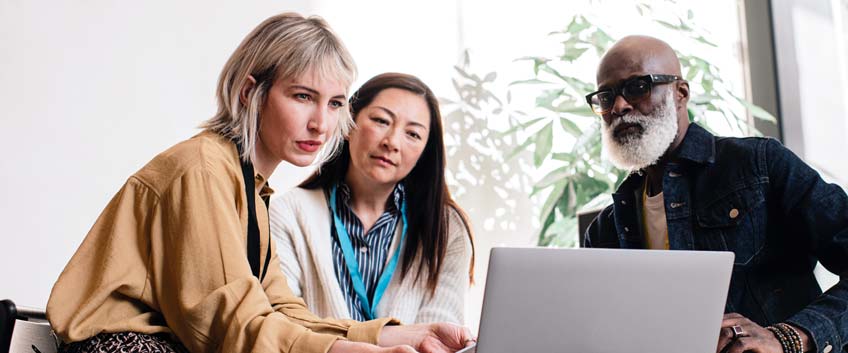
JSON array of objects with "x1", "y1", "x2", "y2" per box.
[{"x1": 270, "y1": 72, "x2": 475, "y2": 325}]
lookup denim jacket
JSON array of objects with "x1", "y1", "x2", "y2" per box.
[{"x1": 584, "y1": 123, "x2": 848, "y2": 352}]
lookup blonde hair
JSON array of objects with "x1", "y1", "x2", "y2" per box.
[{"x1": 201, "y1": 12, "x2": 356, "y2": 164}]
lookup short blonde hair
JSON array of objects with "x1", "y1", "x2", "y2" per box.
[{"x1": 201, "y1": 12, "x2": 356, "y2": 164}]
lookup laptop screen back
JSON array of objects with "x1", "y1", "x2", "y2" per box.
[{"x1": 476, "y1": 247, "x2": 734, "y2": 353}]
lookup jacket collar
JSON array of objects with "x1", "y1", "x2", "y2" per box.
[{"x1": 674, "y1": 123, "x2": 716, "y2": 165}]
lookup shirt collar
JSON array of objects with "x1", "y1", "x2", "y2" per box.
[
  {"x1": 255, "y1": 173, "x2": 274, "y2": 198},
  {"x1": 337, "y1": 181, "x2": 405, "y2": 212}
]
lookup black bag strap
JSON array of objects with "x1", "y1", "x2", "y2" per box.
[{"x1": 236, "y1": 142, "x2": 272, "y2": 282}]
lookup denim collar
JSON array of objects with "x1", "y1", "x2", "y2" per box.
[{"x1": 674, "y1": 123, "x2": 716, "y2": 165}]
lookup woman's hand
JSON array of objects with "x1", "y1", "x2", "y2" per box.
[
  {"x1": 329, "y1": 340, "x2": 418, "y2": 353},
  {"x1": 379, "y1": 323, "x2": 475, "y2": 353},
  {"x1": 716, "y1": 313, "x2": 809, "y2": 353}
]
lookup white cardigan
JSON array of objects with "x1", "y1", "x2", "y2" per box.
[{"x1": 269, "y1": 187, "x2": 473, "y2": 325}]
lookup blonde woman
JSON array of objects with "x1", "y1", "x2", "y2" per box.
[
  {"x1": 47, "y1": 13, "x2": 472, "y2": 353},
  {"x1": 270, "y1": 73, "x2": 475, "y2": 325}
]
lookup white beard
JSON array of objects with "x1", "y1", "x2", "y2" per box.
[{"x1": 601, "y1": 88, "x2": 679, "y2": 172}]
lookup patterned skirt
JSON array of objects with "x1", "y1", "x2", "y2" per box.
[{"x1": 60, "y1": 332, "x2": 189, "y2": 353}]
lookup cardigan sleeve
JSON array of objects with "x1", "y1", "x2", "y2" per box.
[
  {"x1": 413, "y1": 207, "x2": 473, "y2": 325},
  {"x1": 269, "y1": 194, "x2": 306, "y2": 298}
]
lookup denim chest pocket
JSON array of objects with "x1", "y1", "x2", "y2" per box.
[{"x1": 695, "y1": 185, "x2": 767, "y2": 266}]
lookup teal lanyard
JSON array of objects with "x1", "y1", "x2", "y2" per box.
[{"x1": 329, "y1": 184, "x2": 407, "y2": 320}]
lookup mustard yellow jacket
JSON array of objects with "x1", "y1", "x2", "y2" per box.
[{"x1": 47, "y1": 131, "x2": 393, "y2": 353}]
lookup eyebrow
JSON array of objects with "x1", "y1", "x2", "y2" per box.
[
  {"x1": 289, "y1": 84, "x2": 346, "y2": 100},
  {"x1": 374, "y1": 106, "x2": 428, "y2": 129}
]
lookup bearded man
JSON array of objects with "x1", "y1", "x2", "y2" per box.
[{"x1": 583, "y1": 35, "x2": 848, "y2": 353}]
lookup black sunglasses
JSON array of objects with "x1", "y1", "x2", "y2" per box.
[{"x1": 585, "y1": 74, "x2": 683, "y2": 115}]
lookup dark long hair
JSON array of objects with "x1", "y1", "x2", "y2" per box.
[{"x1": 300, "y1": 72, "x2": 475, "y2": 291}]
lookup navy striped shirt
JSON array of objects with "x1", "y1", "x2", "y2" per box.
[{"x1": 329, "y1": 182, "x2": 405, "y2": 321}]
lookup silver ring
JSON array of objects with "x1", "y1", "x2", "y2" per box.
[{"x1": 731, "y1": 325, "x2": 748, "y2": 338}]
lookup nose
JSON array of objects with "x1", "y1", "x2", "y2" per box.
[
  {"x1": 381, "y1": 127, "x2": 401, "y2": 152},
  {"x1": 307, "y1": 106, "x2": 331, "y2": 135},
  {"x1": 605, "y1": 94, "x2": 633, "y2": 124}
]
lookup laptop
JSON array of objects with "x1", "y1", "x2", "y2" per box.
[{"x1": 463, "y1": 247, "x2": 734, "y2": 353}]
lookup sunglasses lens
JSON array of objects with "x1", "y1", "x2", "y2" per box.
[
  {"x1": 590, "y1": 91, "x2": 615, "y2": 114},
  {"x1": 622, "y1": 79, "x2": 651, "y2": 102}
]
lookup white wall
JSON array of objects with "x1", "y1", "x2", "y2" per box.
[{"x1": 0, "y1": 1, "x2": 316, "y2": 308}]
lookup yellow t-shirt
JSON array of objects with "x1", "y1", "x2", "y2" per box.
[{"x1": 642, "y1": 183, "x2": 670, "y2": 250}]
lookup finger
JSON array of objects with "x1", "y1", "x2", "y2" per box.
[
  {"x1": 394, "y1": 345, "x2": 418, "y2": 353},
  {"x1": 461, "y1": 327, "x2": 476, "y2": 346},
  {"x1": 723, "y1": 312, "x2": 745, "y2": 320},
  {"x1": 721, "y1": 315, "x2": 756, "y2": 329},
  {"x1": 716, "y1": 328, "x2": 734, "y2": 353},
  {"x1": 724, "y1": 337, "x2": 759, "y2": 353},
  {"x1": 417, "y1": 335, "x2": 451, "y2": 353}
]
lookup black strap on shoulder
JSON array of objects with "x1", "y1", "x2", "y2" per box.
[{"x1": 236, "y1": 141, "x2": 272, "y2": 282}]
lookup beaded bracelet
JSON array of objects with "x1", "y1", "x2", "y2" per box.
[
  {"x1": 767, "y1": 323, "x2": 805, "y2": 353},
  {"x1": 767, "y1": 326, "x2": 794, "y2": 353},
  {"x1": 777, "y1": 323, "x2": 805, "y2": 353}
]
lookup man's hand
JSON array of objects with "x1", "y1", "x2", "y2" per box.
[
  {"x1": 379, "y1": 323, "x2": 475, "y2": 353},
  {"x1": 716, "y1": 313, "x2": 810, "y2": 353}
]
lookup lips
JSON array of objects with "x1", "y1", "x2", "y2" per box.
[
  {"x1": 371, "y1": 155, "x2": 397, "y2": 166},
  {"x1": 296, "y1": 140, "x2": 322, "y2": 153},
  {"x1": 613, "y1": 122, "x2": 644, "y2": 139}
]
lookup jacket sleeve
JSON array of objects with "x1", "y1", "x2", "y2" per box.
[
  {"x1": 582, "y1": 205, "x2": 616, "y2": 249},
  {"x1": 152, "y1": 166, "x2": 392, "y2": 353},
  {"x1": 764, "y1": 138, "x2": 848, "y2": 352},
  {"x1": 413, "y1": 208, "x2": 473, "y2": 325}
]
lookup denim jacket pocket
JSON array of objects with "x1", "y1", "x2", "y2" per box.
[{"x1": 696, "y1": 185, "x2": 766, "y2": 266}]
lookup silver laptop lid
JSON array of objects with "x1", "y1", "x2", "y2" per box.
[{"x1": 476, "y1": 247, "x2": 734, "y2": 353}]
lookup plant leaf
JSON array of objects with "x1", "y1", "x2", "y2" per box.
[
  {"x1": 534, "y1": 122, "x2": 554, "y2": 167},
  {"x1": 559, "y1": 117, "x2": 584, "y2": 136},
  {"x1": 735, "y1": 96, "x2": 778, "y2": 123},
  {"x1": 560, "y1": 47, "x2": 589, "y2": 62},
  {"x1": 539, "y1": 180, "x2": 568, "y2": 223},
  {"x1": 498, "y1": 116, "x2": 546, "y2": 137},
  {"x1": 536, "y1": 166, "x2": 571, "y2": 188},
  {"x1": 505, "y1": 136, "x2": 535, "y2": 161},
  {"x1": 509, "y1": 78, "x2": 554, "y2": 86}
]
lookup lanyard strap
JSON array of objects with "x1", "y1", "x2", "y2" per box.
[
  {"x1": 236, "y1": 141, "x2": 272, "y2": 282},
  {"x1": 329, "y1": 184, "x2": 407, "y2": 320}
]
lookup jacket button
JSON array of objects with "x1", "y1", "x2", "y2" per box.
[
  {"x1": 729, "y1": 208, "x2": 740, "y2": 219},
  {"x1": 624, "y1": 227, "x2": 630, "y2": 232},
  {"x1": 668, "y1": 171, "x2": 682, "y2": 177},
  {"x1": 670, "y1": 202, "x2": 684, "y2": 208},
  {"x1": 621, "y1": 200, "x2": 627, "y2": 205},
  {"x1": 360, "y1": 246, "x2": 369, "y2": 254},
  {"x1": 823, "y1": 343, "x2": 832, "y2": 353}
]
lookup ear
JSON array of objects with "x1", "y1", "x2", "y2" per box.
[
  {"x1": 239, "y1": 75, "x2": 258, "y2": 106},
  {"x1": 676, "y1": 80, "x2": 690, "y2": 106}
]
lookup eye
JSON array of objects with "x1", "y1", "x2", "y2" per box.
[
  {"x1": 329, "y1": 100, "x2": 345, "y2": 108},
  {"x1": 624, "y1": 80, "x2": 650, "y2": 95},
  {"x1": 599, "y1": 93, "x2": 613, "y2": 105},
  {"x1": 407, "y1": 131, "x2": 422, "y2": 140},
  {"x1": 294, "y1": 93, "x2": 312, "y2": 101},
  {"x1": 371, "y1": 117, "x2": 390, "y2": 125}
]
